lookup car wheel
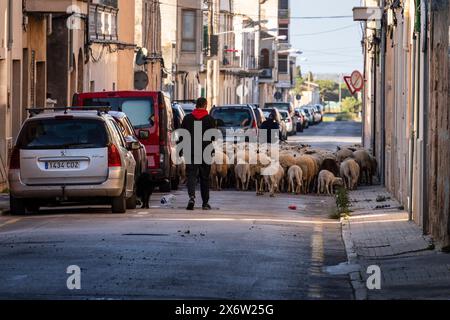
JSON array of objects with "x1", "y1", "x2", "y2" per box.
[
  {"x1": 126, "y1": 194, "x2": 137, "y2": 210},
  {"x1": 10, "y1": 196, "x2": 27, "y2": 215},
  {"x1": 159, "y1": 179, "x2": 171, "y2": 193},
  {"x1": 112, "y1": 188, "x2": 127, "y2": 214},
  {"x1": 26, "y1": 200, "x2": 40, "y2": 214}
]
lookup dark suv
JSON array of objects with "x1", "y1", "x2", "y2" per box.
[{"x1": 210, "y1": 105, "x2": 259, "y2": 143}]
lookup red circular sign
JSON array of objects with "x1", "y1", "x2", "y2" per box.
[{"x1": 350, "y1": 71, "x2": 364, "y2": 91}]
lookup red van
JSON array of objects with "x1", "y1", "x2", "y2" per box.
[{"x1": 73, "y1": 91, "x2": 177, "y2": 192}]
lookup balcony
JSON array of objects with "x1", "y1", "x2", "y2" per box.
[{"x1": 25, "y1": 0, "x2": 88, "y2": 13}]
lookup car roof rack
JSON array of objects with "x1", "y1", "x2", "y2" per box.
[{"x1": 26, "y1": 106, "x2": 111, "y2": 117}]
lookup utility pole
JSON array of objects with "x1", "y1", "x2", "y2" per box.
[
  {"x1": 206, "y1": 0, "x2": 219, "y2": 109},
  {"x1": 339, "y1": 73, "x2": 342, "y2": 108}
]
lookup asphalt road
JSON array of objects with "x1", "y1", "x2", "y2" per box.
[{"x1": 0, "y1": 121, "x2": 361, "y2": 300}]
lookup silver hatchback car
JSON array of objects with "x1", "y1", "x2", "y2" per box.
[{"x1": 8, "y1": 109, "x2": 136, "y2": 214}]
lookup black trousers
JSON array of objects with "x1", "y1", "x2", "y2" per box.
[{"x1": 186, "y1": 164, "x2": 211, "y2": 204}]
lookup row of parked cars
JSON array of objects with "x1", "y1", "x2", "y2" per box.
[
  {"x1": 8, "y1": 91, "x2": 325, "y2": 215},
  {"x1": 172, "y1": 101, "x2": 324, "y2": 143}
]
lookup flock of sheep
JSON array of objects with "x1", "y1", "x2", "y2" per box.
[
  {"x1": 176, "y1": 143, "x2": 377, "y2": 197},
  {"x1": 197, "y1": 142, "x2": 378, "y2": 197}
]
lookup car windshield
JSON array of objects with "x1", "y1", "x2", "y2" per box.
[
  {"x1": 265, "y1": 103, "x2": 290, "y2": 112},
  {"x1": 211, "y1": 108, "x2": 252, "y2": 127},
  {"x1": 17, "y1": 118, "x2": 108, "y2": 150},
  {"x1": 279, "y1": 111, "x2": 289, "y2": 120},
  {"x1": 302, "y1": 108, "x2": 310, "y2": 115},
  {"x1": 82, "y1": 97, "x2": 154, "y2": 129},
  {"x1": 179, "y1": 104, "x2": 195, "y2": 114}
]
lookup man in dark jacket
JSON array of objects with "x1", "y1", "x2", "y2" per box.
[
  {"x1": 260, "y1": 109, "x2": 281, "y2": 144},
  {"x1": 181, "y1": 98, "x2": 216, "y2": 211}
]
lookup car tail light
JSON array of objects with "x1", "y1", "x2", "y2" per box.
[
  {"x1": 9, "y1": 147, "x2": 20, "y2": 170},
  {"x1": 108, "y1": 144, "x2": 122, "y2": 167},
  {"x1": 252, "y1": 120, "x2": 258, "y2": 128}
]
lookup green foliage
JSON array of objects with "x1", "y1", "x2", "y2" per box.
[
  {"x1": 335, "y1": 113, "x2": 355, "y2": 121},
  {"x1": 1, "y1": 188, "x2": 9, "y2": 194},
  {"x1": 335, "y1": 186, "x2": 351, "y2": 217},
  {"x1": 341, "y1": 96, "x2": 362, "y2": 113}
]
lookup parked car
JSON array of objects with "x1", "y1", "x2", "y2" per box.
[
  {"x1": 311, "y1": 106, "x2": 322, "y2": 123},
  {"x1": 294, "y1": 108, "x2": 305, "y2": 132},
  {"x1": 250, "y1": 104, "x2": 267, "y2": 128},
  {"x1": 279, "y1": 110, "x2": 294, "y2": 135},
  {"x1": 261, "y1": 108, "x2": 288, "y2": 141},
  {"x1": 315, "y1": 104, "x2": 324, "y2": 116},
  {"x1": 301, "y1": 109, "x2": 310, "y2": 129},
  {"x1": 264, "y1": 102, "x2": 295, "y2": 116},
  {"x1": 210, "y1": 104, "x2": 259, "y2": 143},
  {"x1": 171, "y1": 103, "x2": 186, "y2": 130},
  {"x1": 173, "y1": 100, "x2": 196, "y2": 115},
  {"x1": 264, "y1": 102, "x2": 297, "y2": 135},
  {"x1": 109, "y1": 111, "x2": 147, "y2": 180},
  {"x1": 9, "y1": 109, "x2": 137, "y2": 214},
  {"x1": 73, "y1": 91, "x2": 177, "y2": 192},
  {"x1": 301, "y1": 106, "x2": 315, "y2": 125}
]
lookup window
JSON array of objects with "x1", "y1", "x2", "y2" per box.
[
  {"x1": 278, "y1": 55, "x2": 288, "y2": 74},
  {"x1": 121, "y1": 100, "x2": 154, "y2": 129},
  {"x1": 82, "y1": 97, "x2": 155, "y2": 129},
  {"x1": 279, "y1": 0, "x2": 289, "y2": 10},
  {"x1": 260, "y1": 49, "x2": 270, "y2": 68},
  {"x1": 181, "y1": 10, "x2": 196, "y2": 52},
  {"x1": 279, "y1": 24, "x2": 289, "y2": 42},
  {"x1": 18, "y1": 119, "x2": 108, "y2": 150}
]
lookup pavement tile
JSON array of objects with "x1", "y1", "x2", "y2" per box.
[{"x1": 342, "y1": 186, "x2": 450, "y2": 299}]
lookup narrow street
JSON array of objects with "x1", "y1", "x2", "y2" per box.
[{"x1": 0, "y1": 122, "x2": 360, "y2": 300}]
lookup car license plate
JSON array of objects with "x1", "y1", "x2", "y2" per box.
[{"x1": 45, "y1": 161, "x2": 80, "y2": 170}]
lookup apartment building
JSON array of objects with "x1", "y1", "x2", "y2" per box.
[{"x1": 358, "y1": 0, "x2": 450, "y2": 249}]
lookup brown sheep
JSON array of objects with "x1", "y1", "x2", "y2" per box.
[
  {"x1": 336, "y1": 147, "x2": 354, "y2": 164},
  {"x1": 294, "y1": 155, "x2": 317, "y2": 194},
  {"x1": 353, "y1": 149, "x2": 372, "y2": 185},
  {"x1": 211, "y1": 152, "x2": 228, "y2": 190},
  {"x1": 320, "y1": 158, "x2": 340, "y2": 177}
]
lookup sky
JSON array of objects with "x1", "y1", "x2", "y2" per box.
[{"x1": 290, "y1": 0, "x2": 364, "y2": 76}]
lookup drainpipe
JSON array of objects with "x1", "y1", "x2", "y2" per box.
[
  {"x1": 408, "y1": 4, "x2": 420, "y2": 222},
  {"x1": 380, "y1": 0, "x2": 387, "y2": 186},
  {"x1": 7, "y1": 0, "x2": 13, "y2": 50}
]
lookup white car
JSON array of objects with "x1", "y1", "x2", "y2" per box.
[
  {"x1": 8, "y1": 109, "x2": 136, "y2": 214},
  {"x1": 279, "y1": 110, "x2": 294, "y2": 135}
]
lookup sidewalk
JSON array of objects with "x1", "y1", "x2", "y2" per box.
[
  {"x1": 341, "y1": 186, "x2": 450, "y2": 300},
  {"x1": 0, "y1": 193, "x2": 9, "y2": 215}
]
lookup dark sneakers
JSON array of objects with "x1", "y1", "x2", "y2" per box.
[
  {"x1": 186, "y1": 198, "x2": 195, "y2": 211},
  {"x1": 202, "y1": 203, "x2": 212, "y2": 211}
]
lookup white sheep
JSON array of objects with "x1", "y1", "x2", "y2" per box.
[
  {"x1": 340, "y1": 159, "x2": 360, "y2": 190},
  {"x1": 287, "y1": 165, "x2": 303, "y2": 194},
  {"x1": 317, "y1": 170, "x2": 344, "y2": 195}
]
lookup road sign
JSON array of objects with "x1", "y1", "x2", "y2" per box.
[
  {"x1": 344, "y1": 71, "x2": 364, "y2": 95},
  {"x1": 350, "y1": 70, "x2": 364, "y2": 91}
]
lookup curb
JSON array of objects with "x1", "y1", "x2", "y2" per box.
[{"x1": 341, "y1": 217, "x2": 367, "y2": 300}]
